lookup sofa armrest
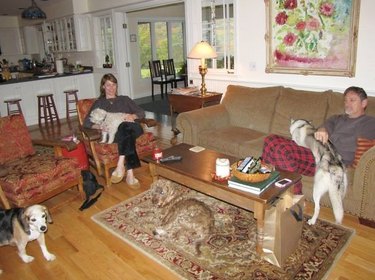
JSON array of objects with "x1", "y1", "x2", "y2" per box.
[
  {"x1": 176, "y1": 105, "x2": 230, "y2": 145},
  {"x1": 354, "y1": 145, "x2": 375, "y2": 220}
]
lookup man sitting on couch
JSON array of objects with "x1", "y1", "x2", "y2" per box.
[{"x1": 262, "y1": 86, "x2": 375, "y2": 194}]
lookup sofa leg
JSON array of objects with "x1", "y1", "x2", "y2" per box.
[{"x1": 359, "y1": 217, "x2": 375, "y2": 228}]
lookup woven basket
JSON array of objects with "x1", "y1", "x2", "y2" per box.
[{"x1": 231, "y1": 162, "x2": 272, "y2": 183}]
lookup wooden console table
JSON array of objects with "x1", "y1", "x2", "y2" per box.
[{"x1": 168, "y1": 91, "x2": 222, "y2": 134}]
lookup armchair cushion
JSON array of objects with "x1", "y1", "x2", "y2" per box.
[
  {"x1": 0, "y1": 153, "x2": 80, "y2": 206},
  {"x1": 93, "y1": 132, "x2": 156, "y2": 164},
  {"x1": 0, "y1": 115, "x2": 35, "y2": 164}
]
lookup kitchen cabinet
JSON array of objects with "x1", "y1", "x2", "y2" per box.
[
  {"x1": 0, "y1": 73, "x2": 95, "y2": 125},
  {"x1": 23, "y1": 26, "x2": 40, "y2": 54},
  {"x1": 43, "y1": 15, "x2": 92, "y2": 53},
  {"x1": 0, "y1": 28, "x2": 23, "y2": 55}
]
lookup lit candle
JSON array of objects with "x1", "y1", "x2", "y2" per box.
[{"x1": 216, "y1": 158, "x2": 230, "y2": 178}]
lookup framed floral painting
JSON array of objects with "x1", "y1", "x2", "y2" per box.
[{"x1": 265, "y1": 0, "x2": 360, "y2": 77}]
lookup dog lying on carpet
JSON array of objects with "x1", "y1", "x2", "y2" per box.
[
  {"x1": 89, "y1": 108, "x2": 124, "y2": 144},
  {"x1": 290, "y1": 119, "x2": 347, "y2": 225},
  {"x1": 150, "y1": 179, "x2": 214, "y2": 255},
  {"x1": 0, "y1": 205, "x2": 56, "y2": 274}
]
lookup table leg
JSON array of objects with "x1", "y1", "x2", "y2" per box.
[
  {"x1": 148, "y1": 163, "x2": 159, "y2": 182},
  {"x1": 169, "y1": 104, "x2": 174, "y2": 129},
  {"x1": 254, "y1": 202, "x2": 265, "y2": 255}
]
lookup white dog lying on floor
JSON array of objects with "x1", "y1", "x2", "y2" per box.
[
  {"x1": 0, "y1": 204, "x2": 56, "y2": 274},
  {"x1": 89, "y1": 108, "x2": 124, "y2": 144}
]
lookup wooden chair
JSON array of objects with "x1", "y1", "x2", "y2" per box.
[
  {"x1": 149, "y1": 60, "x2": 175, "y2": 100},
  {"x1": 163, "y1": 59, "x2": 186, "y2": 88},
  {"x1": 0, "y1": 114, "x2": 84, "y2": 209},
  {"x1": 76, "y1": 98, "x2": 158, "y2": 187}
]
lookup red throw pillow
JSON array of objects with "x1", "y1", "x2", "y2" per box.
[{"x1": 352, "y1": 138, "x2": 375, "y2": 168}]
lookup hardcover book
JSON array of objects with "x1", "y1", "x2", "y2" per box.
[{"x1": 228, "y1": 171, "x2": 280, "y2": 194}]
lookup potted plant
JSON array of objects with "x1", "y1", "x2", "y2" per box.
[{"x1": 103, "y1": 55, "x2": 112, "y2": 68}]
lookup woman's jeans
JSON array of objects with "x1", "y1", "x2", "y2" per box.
[{"x1": 114, "y1": 122, "x2": 144, "y2": 170}]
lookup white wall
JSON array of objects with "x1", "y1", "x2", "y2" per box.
[
  {"x1": 186, "y1": 0, "x2": 375, "y2": 96},
  {"x1": 127, "y1": 4, "x2": 185, "y2": 97},
  {"x1": 2, "y1": 0, "x2": 374, "y2": 97}
]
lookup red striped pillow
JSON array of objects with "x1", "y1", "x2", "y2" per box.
[{"x1": 352, "y1": 138, "x2": 375, "y2": 168}]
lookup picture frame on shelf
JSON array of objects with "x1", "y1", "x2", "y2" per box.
[{"x1": 265, "y1": 0, "x2": 360, "y2": 77}]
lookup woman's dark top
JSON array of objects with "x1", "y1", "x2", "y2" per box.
[{"x1": 83, "y1": 95, "x2": 145, "y2": 129}]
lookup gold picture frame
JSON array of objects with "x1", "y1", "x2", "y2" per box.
[{"x1": 265, "y1": 0, "x2": 361, "y2": 77}]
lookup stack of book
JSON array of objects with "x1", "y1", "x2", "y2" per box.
[
  {"x1": 228, "y1": 171, "x2": 280, "y2": 195},
  {"x1": 171, "y1": 86, "x2": 200, "y2": 95}
]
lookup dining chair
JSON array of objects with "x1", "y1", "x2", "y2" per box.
[
  {"x1": 149, "y1": 60, "x2": 174, "y2": 100},
  {"x1": 76, "y1": 98, "x2": 158, "y2": 187},
  {"x1": 0, "y1": 114, "x2": 84, "y2": 209},
  {"x1": 163, "y1": 59, "x2": 186, "y2": 88}
]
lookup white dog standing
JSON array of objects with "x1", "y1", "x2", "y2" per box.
[
  {"x1": 89, "y1": 108, "x2": 124, "y2": 144},
  {"x1": 290, "y1": 119, "x2": 347, "y2": 225},
  {"x1": 0, "y1": 205, "x2": 56, "y2": 274}
]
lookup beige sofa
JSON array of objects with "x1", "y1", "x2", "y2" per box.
[{"x1": 176, "y1": 85, "x2": 375, "y2": 222}]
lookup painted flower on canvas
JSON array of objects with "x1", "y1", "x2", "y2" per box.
[{"x1": 272, "y1": 0, "x2": 354, "y2": 69}]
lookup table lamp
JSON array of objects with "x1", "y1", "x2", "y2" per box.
[{"x1": 187, "y1": 41, "x2": 217, "y2": 96}]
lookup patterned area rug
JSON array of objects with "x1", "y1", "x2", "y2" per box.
[{"x1": 92, "y1": 187, "x2": 354, "y2": 280}]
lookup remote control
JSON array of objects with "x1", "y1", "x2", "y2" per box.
[
  {"x1": 237, "y1": 156, "x2": 253, "y2": 171},
  {"x1": 159, "y1": 155, "x2": 182, "y2": 162}
]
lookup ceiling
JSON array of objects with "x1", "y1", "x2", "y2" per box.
[{"x1": 0, "y1": 0, "x2": 60, "y2": 17}]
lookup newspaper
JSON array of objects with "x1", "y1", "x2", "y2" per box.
[{"x1": 171, "y1": 86, "x2": 200, "y2": 95}]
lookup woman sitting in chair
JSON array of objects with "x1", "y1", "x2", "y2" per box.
[{"x1": 83, "y1": 73, "x2": 145, "y2": 187}]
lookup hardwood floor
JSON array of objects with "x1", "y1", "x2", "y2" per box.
[{"x1": 1, "y1": 112, "x2": 375, "y2": 279}]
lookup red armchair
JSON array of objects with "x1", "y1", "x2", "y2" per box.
[
  {"x1": 0, "y1": 114, "x2": 84, "y2": 209},
  {"x1": 76, "y1": 98, "x2": 157, "y2": 187}
]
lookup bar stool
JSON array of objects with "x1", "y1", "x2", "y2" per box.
[
  {"x1": 37, "y1": 93, "x2": 60, "y2": 125},
  {"x1": 63, "y1": 89, "x2": 79, "y2": 119},
  {"x1": 4, "y1": 98, "x2": 23, "y2": 115}
]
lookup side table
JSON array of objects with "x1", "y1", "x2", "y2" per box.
[{"x1": 168, "y1": 91, "x2": 222, "y2": 135}]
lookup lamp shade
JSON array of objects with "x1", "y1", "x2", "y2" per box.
[
  {"x1": 187, "y1": 41, "x2": 217, "y2": 59},
  {"x1": 22, "y1": 0, "x2": 47, "y2": 20}
]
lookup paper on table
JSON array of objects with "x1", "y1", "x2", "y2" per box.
[{"x1": 189, "y1": 146, "x2": 206, "y2": 153}]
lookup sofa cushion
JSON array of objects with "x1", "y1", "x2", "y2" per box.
[
  {"x1": 198, "y1": 126, "x2": 267, "y2": 157},
  {"x1": 238, "y1": 137, "x2": 268, "y2": 159},
  {"x1": 222, "y1": 85, "x2": 281, "y2": 134},
  {"x1": 270, "y1": 87, "x2": 329, "y2": 137},
  {"x1": 326, "y1": 91, "x2": 344, "y2": 119}
]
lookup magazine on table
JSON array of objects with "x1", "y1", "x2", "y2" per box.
[
  {"x1": 171, "y1": 86, "x2": 200, "y2": 95},
  {"x1": 228, "y1": 171, "x2": 280, "y2": 195}
]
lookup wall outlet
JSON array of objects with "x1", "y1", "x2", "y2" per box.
[{"x1": 189, "y1": 79, "x2": 194, "y2": 85}]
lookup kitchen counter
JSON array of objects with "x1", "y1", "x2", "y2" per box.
[
  {"x1": 0, "y1": 68, "x2": 94, "y2": 85},
  {"x1": 0, "y1": 72, "x2": 96, "y2": 125}
]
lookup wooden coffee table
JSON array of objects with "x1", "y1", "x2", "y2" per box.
[{"x1": 142, "y1": 143, "x2": 301, "y2": 256}]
